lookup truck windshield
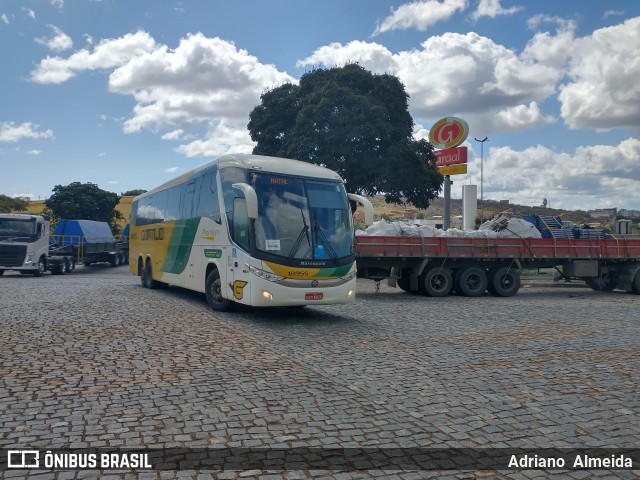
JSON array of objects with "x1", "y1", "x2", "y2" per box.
[
  {"x1": 249, "y1": 173, "x2": 353, "y2": 261},
  {"x1": 0, "y1": 218, "x2": 37, "y2": 240}
]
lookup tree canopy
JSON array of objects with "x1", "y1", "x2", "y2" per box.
[
  {"x1": 121, "y1": 189, "x2": 147, "y2": 197},
  {"x1": 0, "y1": 194, "x2": 29, "y2": 213},
  {"x1": 45, "y1": 182, "x2": 123, "y2": 233},
  {"x1": 248, "y1": 64, "x2": 442, "y2": 208}
]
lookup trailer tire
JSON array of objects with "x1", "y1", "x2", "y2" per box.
[
  {"x1": 69, "y1": 257, "x2": 76, "y2": 271},
  {"x1": 110, "y1": 253, "x2": 120, "y2": 267},
  {"x1": 63, "y1": 258, "x2": 71, "y2": 274},
  {"x1": 631, "y1": 269, "x2": 640, "y2": 295},
  {"x1": 457, "y1": 267, "x2": 488, "y2": 297},
  {"x1": 586, "y1": 276, "x2": 617, "y2": 292},
  {"x1": 420, "y1": 267, "x2": 453, "y2": 297},
  {"x1": 205, "y1": 269, "x2": 233, "y2": 311},
  {"x1": 487, "y1": 267, "x2": 520, "y2": 297}
]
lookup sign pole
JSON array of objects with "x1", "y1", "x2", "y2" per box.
[{"x1": 443, "y1": 175, "x2": 451, "y2": 230}]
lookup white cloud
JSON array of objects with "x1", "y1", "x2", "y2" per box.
[
  {"x1": 24, "y1": 8, "x2": 35, "y2": 20},
  {"x1": 27, "y1": 149, "x2": 42, "y2": 155},
  {"x1": 30, "y1": 31, "x2": 294, "y2": 157},
  {"x1": 50, "y1": 0, "x2": 64, "y2": 8},
  {"x1": 298, "y1": 30, "x2": 567, "y2": 134},
  {"x1": 559, "y1": 17, "x2": 640, "y2": 131},
  {"x1": 1, "y1": 14, "x2": 9, "y2": 24},
  {"x1": 161, "y1": 129, "x2": 185, "y2": 141},
  {"x1": 35, "y1": 25, "x2": 73, "y2": 52},
  {"x1": 164, "y1": 167, "x2": 179, "y2": 173},
  {"x1": 476, "y1": 137, "x2": 640, "y2": 209},
  {"x1": 373, "y1": 0, "x2": 467, "y2": 36},
  {"x1": 30, "y1": 30, "x2": 157, "y2": 84},
  {"x1": 175, "y1": 120, "x2": 254, "y2": 158},
  {"x1": 471, "y1": 0, "x2": 522, "y2": 22},
  {"x1": 0, "y1": 122, "x2": 54, "y2": 143}
]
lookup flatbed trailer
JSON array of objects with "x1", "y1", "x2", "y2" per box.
[{"x1": 355, "y1": 235, "x2": 640, "y2": 297}]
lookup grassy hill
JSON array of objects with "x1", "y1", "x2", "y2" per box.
[{"x1": 367, "y1": 195, "x2": 591, "y2": 225}]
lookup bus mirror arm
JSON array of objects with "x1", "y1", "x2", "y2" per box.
[
  {"x1": 348, "y1": 193, "x2": 374, "y2": 227},
  {"x1": 232, "y1": 183, "x2": 259, "y2": 219}
]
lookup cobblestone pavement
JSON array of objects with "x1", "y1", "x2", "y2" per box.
[{"x1": 1, "y1": 266, "x2": 639, "y2": 479}]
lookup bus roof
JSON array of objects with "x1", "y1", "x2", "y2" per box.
[{"x1": 134, "y1": 154, "x2": 344, "y2": 201}]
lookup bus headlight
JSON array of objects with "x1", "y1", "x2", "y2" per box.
[
  {"x1": 262, "y1": 290, "x2": 273, "y2": 300},
  {"x1": 248, "y1": 265, "x2": 285, "y2": 282},
  {"x1": 342, "y1": 270, "x2": 357, "y2": 282}
]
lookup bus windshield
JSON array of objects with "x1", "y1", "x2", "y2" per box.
[{"x1": 249, "y1": 173, "x2": 353, "y2": 261}]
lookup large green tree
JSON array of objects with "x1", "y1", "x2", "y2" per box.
[
  {"x1": 248, "y1": 64, "x2": 442, "y2": 208},
  {"x1": 45, "y1": 182, "x2": 123, "y2": 233},
  {"x1": 0, "y1": 194, "x2": 29, "y2": 213}
]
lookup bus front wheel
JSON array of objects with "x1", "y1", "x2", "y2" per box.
[{"x1": 205, "y1": 270, "x2": 233, "y2": 312}]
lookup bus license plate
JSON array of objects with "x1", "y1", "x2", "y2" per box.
[{"x1": 305, "y1": 292, "x2": 323, "y2": 300}]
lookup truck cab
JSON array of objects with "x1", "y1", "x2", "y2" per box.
[{"x1": 0, "y1": 213, "x2": 50, "y2": 276}]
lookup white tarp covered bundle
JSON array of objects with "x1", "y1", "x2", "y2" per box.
[{"x1": 356, "y1": 215, "x2": 541, "y2": 239}]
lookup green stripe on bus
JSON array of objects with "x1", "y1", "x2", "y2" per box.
[
  {"x1": 317, "y1": 263, "x2": 352, "y2": 277},
  {"x1": 161, "y1": 217, "x2": 201, "y2": 274}
]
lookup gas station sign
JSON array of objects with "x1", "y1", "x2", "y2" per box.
[{"x1": 429, "y1": 117, "x2": 469, "y2": 149}]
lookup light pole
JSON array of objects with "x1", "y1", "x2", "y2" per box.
[{"x1": 474, "y1": 136, "x2": 489, "y2": 223}]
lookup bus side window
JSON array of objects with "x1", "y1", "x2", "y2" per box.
[{"x1": 232, "y1": 197, "x2": 250, "y2": 251}]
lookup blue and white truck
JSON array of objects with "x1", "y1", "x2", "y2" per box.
[{"x1": 0, "y1": 213, "x2": 126, "y2": 276}]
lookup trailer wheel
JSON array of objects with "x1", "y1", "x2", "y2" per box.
[
  {"x1": 586, "y1": 275, "x2": 617, "y2": 292},
  {"x1": 631, "y1": 269, "x2": 640, "y2": 295},
  {"x1": 487, "y1": 267, "x2": 520, "y2": 297},
  {"x1": 205, "y1": 269, "x2": 233, "y2": 311},
  {"x1": 456, "y1": 267, "x2": 488, "y2": 297},
  {"x1": 69, "y1": 257, "x2": 76, "y2": 271},
  {"x1": 33, "y1": 258, "x2": 46, "y2": 277},
  {"x1": 420, "y1": 267, "x2": 453, "y2": 297},
  {"x1": 110, "y1": 253, "x2": 120, "y2": 267}
]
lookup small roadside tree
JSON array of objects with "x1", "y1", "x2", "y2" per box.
[
  {"x1": 0, "y1": 194, "x2": 29, "y2": 213},
  {"x1": 45, "y1": 182, "x2": 122, "y2": 233},
  {"x1": 248, "y1": 64, "x2": 442, "y2": 208}
]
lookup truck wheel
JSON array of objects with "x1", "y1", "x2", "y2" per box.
[
  {"x1": 457, "y1": 267, "x2": 488, "y2": 297},
  {"x1": 110, "y1": 253, "x2": 120, "y2": 267},
  {"x1": 419, "y1": 267, "x2": 453, "y2": 297},
  {"x1": 69, "y1": 257, "x2": 76, "y2": 271},
  {"x1": 205, "y1": 269, "x2": 233, "y2": 311},
  {"x1": 33, "y1": 258, "x2": 46, "y2": 277},
  {"x1": 0, "y1": 270, "x2": 4, "y2": 276},
  {"x1": 487, "y1": 267, "x2": 520, "y2": 297},
  {"x1": 396, "y1": 270, "x2": 415, "y2": 292},
  {"x1": 63, "y1": 258, "x2": 71, "y2": 274}
]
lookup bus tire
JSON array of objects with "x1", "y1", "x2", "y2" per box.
[
  {"x1": 457, "y1": 267, "x2": 488, "y2": 297},
  {"x1": 143, "y1": 262, "x2": 159, "y2": 289},
  {"x1": 419, "y1": 267, "x2": 453, "y2": 297},
  {"x1": 205, "y1": 269, "x2": 233, "y2": 311},
  {"x1": 487, "y1": 267, "x2": 520, "y2": 297}
]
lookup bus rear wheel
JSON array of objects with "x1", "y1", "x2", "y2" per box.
[{"x1": 205, "y1": 269, "x2": 233, "y2": 312}]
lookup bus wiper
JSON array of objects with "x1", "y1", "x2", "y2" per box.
[
  {"x1": 312, "y1": 214, "x2": 339, "y2": 264},
  {"x1": 287, "y1": 209, "x2": 311, "y2": 259}
]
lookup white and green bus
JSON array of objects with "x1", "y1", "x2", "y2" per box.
[{"x1": 129, "y1": 154, "x2": 372, "y2": 311}]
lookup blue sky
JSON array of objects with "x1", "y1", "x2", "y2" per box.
[{"x1": 1, "y1": 0, "x2": 639, "y2": 211}]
